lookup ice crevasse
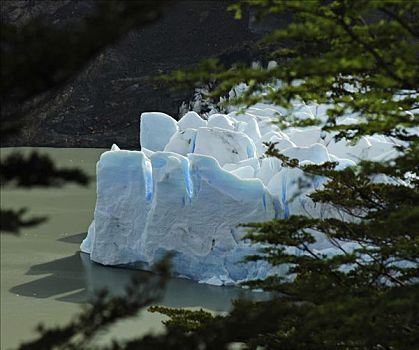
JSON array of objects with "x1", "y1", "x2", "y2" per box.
[{"x1": 81, "y1": 105, "x2": 400, "y2": 286}]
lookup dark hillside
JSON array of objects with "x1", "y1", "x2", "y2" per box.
[{"x1": 1, "y1": 0, "x2": 260, "y2": 148}]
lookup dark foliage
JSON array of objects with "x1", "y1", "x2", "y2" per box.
[
  {"x1": 0, "y1": 151, "x2": 90, "y2": 233},
  {"x1": 1, "y1": 151, "x2": 90, "y2": 187},
  {"x1": 0, "y1": 208, "x2": 47, "y2": 234},
  {"x1": 16, "y1": 256, "x2": 172, "y2": 350}
]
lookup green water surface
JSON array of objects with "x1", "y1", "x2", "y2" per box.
[{"x1": 0, "y1": 147, "x2": 268, "y2": 349}]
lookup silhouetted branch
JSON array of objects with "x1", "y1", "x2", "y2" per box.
[
  {"x1": 1, "y1": 151, "x2": 90, "y2": 187},
  {"x1": 17, "y1": 256, "x2": 172, "y2": 350},
  {"x1": 0, "y1": 208, "x2": 47, "y2": 234}
]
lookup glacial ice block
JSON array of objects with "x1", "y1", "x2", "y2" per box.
[
  {"x1": 282, "y1": 143, "x2": 330, "y2": 164},
  {"x1": 193, "y1": 127, "x2": 257, "y2": 166},
  {"x1": 178, "y1": 111, "x2": 207, "y2": 130},
  {"x1": 140, "y1": 112, "x2": 178, "y2": 151},
  {"x1": 83, "y1": 148, "x2": 277, "y2": 284},
  {"x1": 207, "y1": 113, "x2": 235, "y2": 130},
  {"x1": 141, "y1": 153, "x2": 276, "y2": 281},
  {"x1": 231, "y1": 165, "x2": 255, "y2": 179},
  {"x1": 164, "y1": 128, "x2": 197, "y2": 155},
  {"x1": 223, "y1": 157, "x2": 261, "y2": 174},
  {"x1": 242, "y1": 117, "x2": 262, "y2": 144},
  {"x1": 83, "y1": 150, "x2": 153, "y2": 265},
  {"x1": 83, "y1": 103, "x2": 399, "y2": 285}
]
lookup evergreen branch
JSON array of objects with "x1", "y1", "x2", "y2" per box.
[{"x1": 378, "y1": 6, "x2": 419, "y2": 38}]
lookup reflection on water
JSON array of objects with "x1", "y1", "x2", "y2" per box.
[{"x1": 10, "y1": 233, "x2": 270, "y2": 311}]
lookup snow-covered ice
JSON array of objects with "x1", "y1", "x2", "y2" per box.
[{"x1": 81, "y1": 102, "x2": 401, "y2": 285}]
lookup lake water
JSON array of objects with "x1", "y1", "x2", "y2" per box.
[{"x1": 0, "y1": 147, "x2": 269, "y2": 349}]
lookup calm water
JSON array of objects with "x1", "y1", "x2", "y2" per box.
[{"x1": 0, "y1": 147, "x2": 269, "y2": 349}]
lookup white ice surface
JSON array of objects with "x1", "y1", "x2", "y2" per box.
[
  {"x1": 140, "y1": 112, "x2": 178, "y2": 151},
  {"x1": 82, "y1": 103, "x2": 399, "y2": 285},
  {"x1": 178, "y1": 111, "x2": 207, "y2": 130}
]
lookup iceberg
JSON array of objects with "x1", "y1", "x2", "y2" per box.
[
  {"x1": 140, "y1": 112, "x2": 178, "y2": 151},
  {"x1": 82, "y1": 103, "x2": 399, "y2": 285}
]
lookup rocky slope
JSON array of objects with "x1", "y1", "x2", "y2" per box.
[{"x1": 1, "y1": 0, "x2": 260, "y2": 148}]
